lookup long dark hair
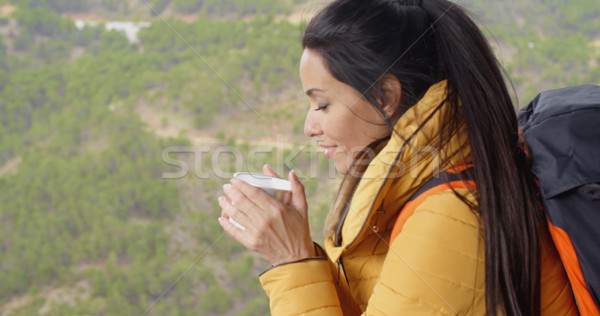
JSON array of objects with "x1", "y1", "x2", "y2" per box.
[{"x1": 302, "y1": 0, "x2": 543, "y2": 315}]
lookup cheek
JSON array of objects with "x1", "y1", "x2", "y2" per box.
[
  {"x1": 334, "y1": 118, "x2": 365, "y2": 150},
  {"x1": 327, "y1": 110, "x2": 359, "y2": 143},
  {"x1": 327, "y1": 121, "x2": 348, "y2": 143}
]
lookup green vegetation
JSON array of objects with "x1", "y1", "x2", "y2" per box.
[
  {"x1": 0, "y1": 2, "x2": 306, "y2": 315},
  {"x1": 10, "y1": 0, "x2": 302, "y2": 19},
  {"x1": 17, "y1": 0, "x2": 92, "y2": 13},
  {"x1": 0, "y1": 0, "x2": 598, "y2": 315},
  {"x1": 464, "y1": 0, "x2": 600, "y2": 102}
]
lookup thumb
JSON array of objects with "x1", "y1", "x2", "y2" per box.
[
  {"x1": 263, "y1": 164, "x2": 281, "y2": 178},
  {"x1": 288, "y1": 170, "x2": 308, "y2": 217}
]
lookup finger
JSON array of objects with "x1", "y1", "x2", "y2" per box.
[
  {"x1": 228, "y1": 217, "x2": 247, "y2": 231},
  {"x1": 223, "y1": 182, "x2": 265, "y2": 215},
  {"x1": 218, "y1": 216, "x2": 249, "y2": 245},
  {"x1": 230, "y1": 178, "x2": 280, "y2": 210},
  {"x1": 218, "y1": 195, "x2": 253, "y2": 228},
  {"x1": 282, "y1": 191, "x2": 292, "y2": 205},
  {"x1": 220, "y1": 209, "x2": 230, "y2": 219},
  {"x1": 289, "y1": 170, "x2": 308, "y2": 217},
  {"x1": 263, "y1": 164, "x2": 280, "y2": 178}
]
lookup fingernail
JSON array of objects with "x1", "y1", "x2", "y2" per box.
[
  {"x1": 223, "y1": 184, "x2": 231, "y2": 190},
  {"x1": 264, "y1": 164, "x2": 270, "y2": 169},
  {"x1": 230, "y1": 178, "x2": 240, "y2": 185}
]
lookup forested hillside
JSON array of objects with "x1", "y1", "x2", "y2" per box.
[
  {"x1": 463, "y1": 0, "x2": 600, "y2": 100},
  {"x1": 0, "y1": 0, "x2": 598, "y2": 315}
]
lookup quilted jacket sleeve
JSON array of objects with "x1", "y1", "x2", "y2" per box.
[{"x1": 259, "y1": 258, "x2": 344, "y2": 315}]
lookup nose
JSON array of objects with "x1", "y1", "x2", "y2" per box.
[{"x1": 304, "y1": 109, "x2": 322, "y2": 137}]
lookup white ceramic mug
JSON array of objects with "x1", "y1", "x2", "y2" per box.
[{"x1": 232, "y1": 172, "x2": 291, "y2": 200}]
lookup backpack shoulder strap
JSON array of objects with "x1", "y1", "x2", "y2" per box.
[{"x1": 389, "y1": 167, "x2": 475, "y2": 245}]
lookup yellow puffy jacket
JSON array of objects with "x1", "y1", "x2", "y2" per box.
[{"x1": 259, "y1": 81, "x2": 577, "y2": 315}]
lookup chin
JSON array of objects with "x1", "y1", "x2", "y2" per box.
[
  {"x1": 334, "y1": 163, "x2": 347, "y2": 175},
  {"x1": 332, "y1": 152, "x2": 351, "y2": 175}
]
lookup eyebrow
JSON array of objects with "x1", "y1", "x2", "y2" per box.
[{"x1": 305, "y1": 88, "x2": 327, "y2": 96}]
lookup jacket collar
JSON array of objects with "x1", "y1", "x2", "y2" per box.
[{"x1": 324, "y1": 80, "x2": 471, "y2": 261}]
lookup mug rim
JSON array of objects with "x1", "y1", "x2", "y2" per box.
[{"x1": 233, "y1": 172, "x2": 292, "y2": 192}]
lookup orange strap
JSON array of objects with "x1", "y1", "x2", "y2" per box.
[
  {"x1": 446, "y1": 163, "x2": 474, "y2": 174},
  {"x1": 390, "y1": 180, "x2": 476, "y2": 245}
]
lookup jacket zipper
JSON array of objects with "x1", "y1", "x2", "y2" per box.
[{"x1": 338, "y1": 256, "x2": 350, "y2": 288}]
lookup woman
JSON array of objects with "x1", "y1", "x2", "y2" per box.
[{"x1": 218, "y1": 0, "x2": 578, "y2": 314}]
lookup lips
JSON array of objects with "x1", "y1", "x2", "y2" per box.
[{"x1": 323, "y1": 146, "x2": 337, "y2": 159}]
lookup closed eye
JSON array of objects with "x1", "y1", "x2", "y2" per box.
[{"x1": 316, "y1": 103, "x2": 329, "y2": 111}]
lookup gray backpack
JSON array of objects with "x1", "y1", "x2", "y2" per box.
[{"x1": 518, "y1": 85, "x2": 600, "y2": 315}]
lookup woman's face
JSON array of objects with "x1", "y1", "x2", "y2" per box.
[{"x1": 300, "y1": 49, "x2": 391, "y2": 175}]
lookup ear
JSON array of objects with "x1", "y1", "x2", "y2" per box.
[{"x1": 376, "y1": 74, "x2": 402, "y2": 118}]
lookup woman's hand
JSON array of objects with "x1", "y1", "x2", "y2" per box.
[{"x1": 217, "y1": 165, "x2": 316, "y2": 266}]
